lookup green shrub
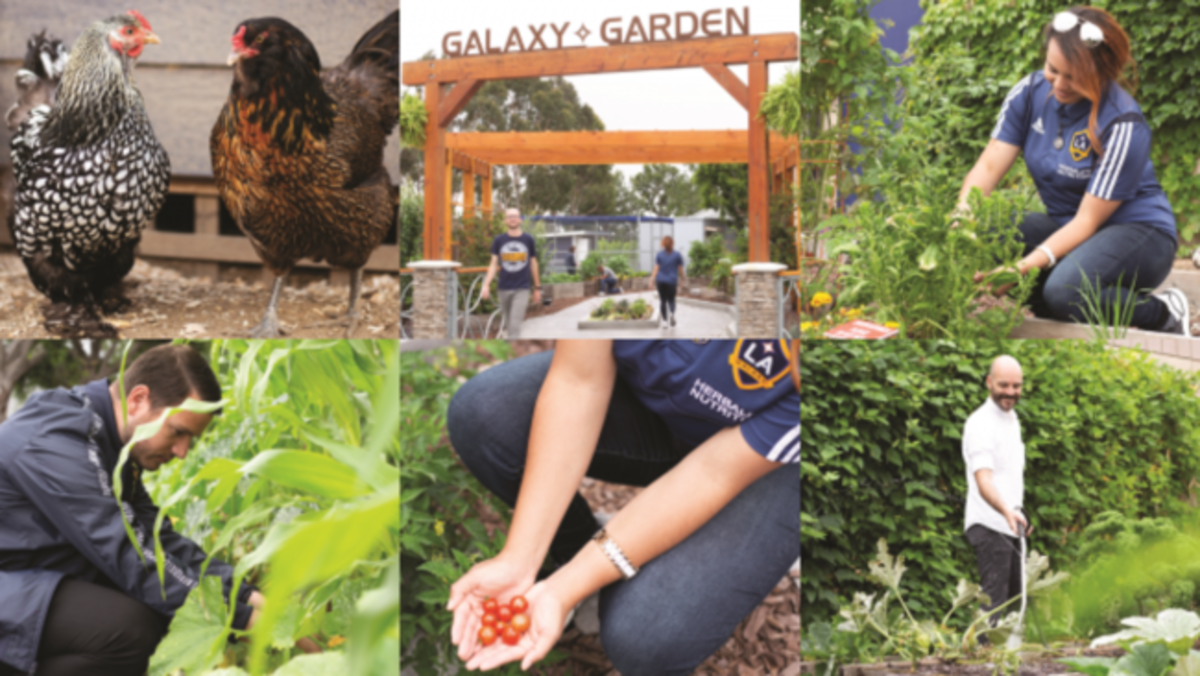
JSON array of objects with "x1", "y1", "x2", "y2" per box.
[
  {"x1": 687, "y1": 234, "x2": 730, "y2": 279},
  {"x1": 801, "y1": 339, "x2": 1200, "y2": 623},
  {"x1": 580, "y1": 251, "x2": 631, "y2": 280}
]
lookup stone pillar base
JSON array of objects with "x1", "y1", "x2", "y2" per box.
[
  {"x1": 409, "y1": 261, "x2": 460, "y2": 339},
  {"x1": 733, "y1": 262, "x2": 787, "y2": 337}
]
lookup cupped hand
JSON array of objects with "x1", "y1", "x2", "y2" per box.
[
  {"x1": 463, "y1": 581, "x2": 568, "y2": 672},
  {"x1": 447, "y1": 556, "x2": 537, "y2": 663},
  {"x1": 974, "y1": 265, "x2": 1020, "y2": 297}
]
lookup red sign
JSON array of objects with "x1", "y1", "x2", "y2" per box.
[
  {"x1": 442, "y1": 7, "x2": 750, "y2": 58},
  {"x1": 823, "y1": 320, "x2": 899, "y2": 340}
]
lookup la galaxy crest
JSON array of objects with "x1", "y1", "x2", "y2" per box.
[
  {"x1": 728, "y1": 340, "x2": 792, "y2": 390},
  {"x1": 1070, "y1": 129, "x2": 1091, "y2": 162}
]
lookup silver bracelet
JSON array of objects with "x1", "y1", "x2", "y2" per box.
[
  {"x1": 593, "y1": 529, "x2": 638, "y2": 580},
  {"x1": 1036, "y1": 244, "x2": 1057, "y2": 268}
]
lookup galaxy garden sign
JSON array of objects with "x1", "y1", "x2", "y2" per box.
[{"x1": 442, "y1": 7, "x2": 752, "y2": 57}]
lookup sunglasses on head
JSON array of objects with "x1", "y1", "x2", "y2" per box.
[{"x1": 1052, "y1": 11, "x2": 1104, "y2": 47}]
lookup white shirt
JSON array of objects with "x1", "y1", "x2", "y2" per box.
[{"x1": 962, "y1": 397, "x2": 1025, "y2": 535}]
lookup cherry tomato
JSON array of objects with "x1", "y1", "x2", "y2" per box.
[
  {"x1": 501, "y1": 626, "x2": 520, "y2": 645},
  {"x1": 494, "y1": 621, "x2": 508, "y2": 633},
  {"x1": 497, "y1": 606, "x2": 513, "y2": 622},
  {"x1": 478, "y1": 625, "x2": 497, "y2": 646},
  {"x1": 481, "y1": 612, "x2": 497, "y2": 627},
  {"x1": 510, "y1": 596, "x2": 528, "y2": 613},
  {"x1": 510, "y1": 612, "x2": 530, "y2": 633},
  {"x1": 482, "y1": 598, "x2": 499, "y2": 614}
]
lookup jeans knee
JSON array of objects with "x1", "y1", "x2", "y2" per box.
[
  {"x1": 602, "y1": 622, "x2": 668, "y2": 676},
  {"x1": 447, "y1": 380, "x2": 483, "y2": 463},
  {"x1": 1041, "y1": 278, "x2": 1080, "y2": 320}
]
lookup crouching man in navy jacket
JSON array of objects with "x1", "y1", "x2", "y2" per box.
[{"x1": 0, "y1": 345, "x2": 260, "y2": 676}]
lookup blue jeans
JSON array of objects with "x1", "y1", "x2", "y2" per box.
[
  {"x1": 447, "y1": 351, "x2": 799, "y2": 676},
  {"x1": 1018, "y1": 213, "x2": 1176, "y2": 329},
  {"x1": 602, "y1": 278, "x2": 618, "y2": 294}
]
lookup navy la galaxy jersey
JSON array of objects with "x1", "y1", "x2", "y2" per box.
[
  {"x1": 611, "y1": 340, "x2": 799, "y2": 463},
  {"x1": 991, "y1": 71, "x2": 1175, "y2": 240}
]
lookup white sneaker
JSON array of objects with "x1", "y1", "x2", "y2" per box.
[
  {"x1": 1154, "y1": 288, "x2": 1190, "y2": 335},
  {"x1": 669, "y1": 313, "x2": 676, "y2": 327}
]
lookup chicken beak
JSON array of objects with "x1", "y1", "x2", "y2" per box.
[
  {"x1": 227, "y1": 50, "x2": 242, "y2": 66},
  {"x1": 143, "y1": 31, "x2": 161, "y2": 45}
]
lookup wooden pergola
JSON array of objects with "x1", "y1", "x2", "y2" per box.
[{"x1": 402, "y1": 32, "x2": 799, "y2": 262}]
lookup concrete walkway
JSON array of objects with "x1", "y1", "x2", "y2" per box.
[{"x1": 517, "y1": 291, "x2": 736, "y2": 339}]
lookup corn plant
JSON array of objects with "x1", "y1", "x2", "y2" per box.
[{"x1": 117, "y1": 339, "x2": 399, "y2": 676}]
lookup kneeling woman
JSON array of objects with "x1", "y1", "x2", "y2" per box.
[
  {"x1": 960, "y1": 6, "x2": 1185, "y2": 333},
  {"x1": 445, "y1": 340, "x2": 799, "y2": 674}
]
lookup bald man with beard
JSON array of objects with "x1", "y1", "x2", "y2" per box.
[{"x1": 962, "y1": 355, "x2": 1031, "y2": 627}]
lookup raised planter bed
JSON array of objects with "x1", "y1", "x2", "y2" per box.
[{"x1": 801, "y1": 645, "x2": 1124, "y2": 676}]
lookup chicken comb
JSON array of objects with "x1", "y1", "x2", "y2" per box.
[
  {"x1": 231, "y1": 25, "x2": 247, "y2": 51},
  {"x1": 126, "y1": 9, "x2": 152, "y2": 32}
]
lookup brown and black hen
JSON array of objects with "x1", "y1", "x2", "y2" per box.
[{"x1": 211, "y1": 11, "x2": 398, "y2": 338}]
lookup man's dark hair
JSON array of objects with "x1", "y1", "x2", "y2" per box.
[{"x1": 120, "y1": 345, "x2": 222, "y2": 409}]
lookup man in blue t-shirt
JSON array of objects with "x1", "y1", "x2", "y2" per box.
[{"x1": 482, "y1": 208, "x2": 542, "y2": 338}]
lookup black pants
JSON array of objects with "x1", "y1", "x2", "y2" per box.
[
  {"x1": 656, "y1": 281, "x2": 677, "y2": 320},
  {"x1": 0, "y1": 578, "x2": 168, "y2": 676},
  {"x1": 965, "y1": 524, "x2": 1022, "y2": 624}
]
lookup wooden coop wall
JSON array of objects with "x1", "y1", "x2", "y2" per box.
[{"x1": 0, "y1": 0, "x2": 399, "y2": 284}]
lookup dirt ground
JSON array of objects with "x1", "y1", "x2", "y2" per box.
[
  {"x1": 838, "y1": 646, "x2": 1127, "y2": 676},
  {"x1": 0, "y1": 253, "x2": 399, "y2": 339}
]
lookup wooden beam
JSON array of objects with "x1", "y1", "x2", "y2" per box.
[
  {"x1": 482, "y1": 171, "x2": 493, "y2": 221},
  {"x1": 423, "y1": 82, "x2": 448, "y2": 260},
  {"x1": 463, "y1": 165, "x2": 475, "y2": 221},
  {"x1": 747, "y1": 61, "x2": 769, "y2": 263},
  {"x1": 437, "y1": 78, "x2": 484, "y2": 127},
  {"x1": 446, "y1": 130, "x2": 795, "y2": 165},
  {"x1": 473, "y1": 158, "x2": 490, "y2": 176},
  {"x1": 449, "y1": 149, "x2": 476, "y2": 172},
  {"x1": 444, "y1": 149, "x2": 453, "y2": 259},
  {"x1": 702, "y1": 63, "x2": 749, "y2": 111},
  {"x1": 403, "y1": 33, "x2": 798, "y2": 85}
]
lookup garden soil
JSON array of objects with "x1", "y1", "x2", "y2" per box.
[{"x1": 0, "y1": 253, "x2": 399, "y2": 338}]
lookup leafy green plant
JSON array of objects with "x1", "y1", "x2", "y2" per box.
[
  {"x1": 589, "y1": 298, "x2": 652, "y2": 321},
  {"x1": 401, "y1": 93, "x2": 427, "y2": 149},
  {"x1": 1058, "y1": 610, "x2": 1200, "y2": 676},
  {"x1": 1077, "y1": 271, "x2": 1148, "y2": 344},
  {"x1": 830, "y1": 186, "x2": 1039, "y2": 338},
  {"x1": 129, "y1": 340, "x2": 399, "y2": 676}
]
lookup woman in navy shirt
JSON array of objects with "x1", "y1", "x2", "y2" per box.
[
  {"x1": 960, "y1": 7, "x2": 1186, "y2": 334},
  {"x1": 444, "y1": 340, "x2": 799, "y2": 674},
  {"x1": 649, "y1": 236, "x2": 686, "y2": 329}
]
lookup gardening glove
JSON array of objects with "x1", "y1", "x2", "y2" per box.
[
  {"x1": 462, "y1": 581, "x2": 567, "y2": 672},
  {"x1": 447, "y1": 555, "x2": 538, "y2": 662}
]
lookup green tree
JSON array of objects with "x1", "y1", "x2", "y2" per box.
[
  {"x1": 627, "y1": 164, "x2": 702, "y2": 217},
  {"x1": 456, "y1": 77, "x2": 620, "y2": 216}
]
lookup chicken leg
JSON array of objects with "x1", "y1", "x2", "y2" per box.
[
  {"x1": 250, "y1": 273, "x2": 288, "y2": 338},
  {"x1": 343, "y1": 268, "x2": 363, "y2": 338}
]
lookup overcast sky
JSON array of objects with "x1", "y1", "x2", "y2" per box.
[{"x1": 400, "y1": 0, "x2": 799, "y2": 180}]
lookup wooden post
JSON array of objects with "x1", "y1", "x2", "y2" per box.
[
  {"x1": 423, "y1": 81, "x2": 446, "y2": 260},
  {"x1": 747, "y1": 60, "x2": 769, "y2": 263},
  {"x1": 445, "y1": 148, "x2": 454, "y2": 259},
  {"x1": 482, "y1": 170, "x2": 493, "y2": 222},
  {"x1": 463, "y1": 165, "x2": 475, "y2": 221}
]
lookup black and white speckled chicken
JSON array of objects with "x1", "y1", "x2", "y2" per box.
[
  {"x1": 211, "y1": 12, "x2": 398, "y2": 338},
  {"x1": 6, "y1": 11, "x2": 169, "y2": 337}
]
